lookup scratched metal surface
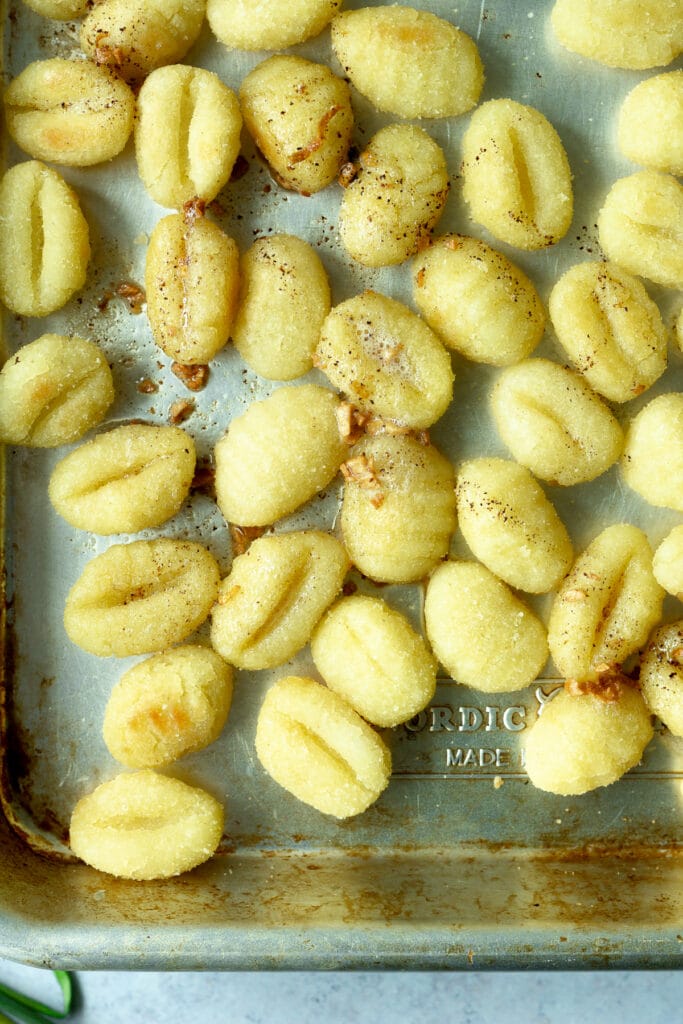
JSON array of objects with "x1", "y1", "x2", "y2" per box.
[{"x1": 1, "y1": 0, "x2": 683, "y2": 969}]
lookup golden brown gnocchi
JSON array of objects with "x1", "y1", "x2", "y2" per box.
[
  {"x1": 239, "y1": 55, "x2": 354, "y2": 195},
  {"x1": 311, "y1": 594, "x2": 437, "y2": 727},
  {"x1": 412, "y1": 236, "x2": 545, "y2": 366},
  {"x1": 551, "y1": 0, "x2": 683, "y2": 70},
  {"x1": 621, "y1": 393, "x2": 683, "y2": 511},
  {"x1": 210, "y1": 531, "x2": 349, "y2": 670},
  {"x1": 255, "y1": 676, "x2": 391, "y2": 818},
  {"x1": 70, "y1": 770, "x2": 224, "y2": 879},
  {"x1": 338, "y1": 124, "x2": 449, "y2": 268},
  {"x1": 316, "y1": 291, "x2": 453, "y2": 430},
  {"x1": 48, "y1": 424, "x2": 196, "y2": 535},
  {"x1": 207, "y1": 0, "x2": 341, "y2": 50},
  {"x1": 461, "y1": 99, "x2": 573, "y2": 251},
  {"x1": 102, "y1": 646, "x2": 233, "y2": 768}
]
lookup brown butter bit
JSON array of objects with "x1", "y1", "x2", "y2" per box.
[
  {"x1": 564, "y1": 662, "x2": 637, "y2": 703},
  {"x1": 171, "y1": 362, "x2": 210, "y2": 392},
  {"x1": 183, "y1": 197, "x2": 206, "y2": 224},
  {"x1": 229, "y1": 523, "x2": 266, "y2": 556},
  {"x1": 341, "y1": 453, "x2": 384, "y2": 508},
  {"x1": 117, "y1": 281, "x2": 146, "y2": 314},
  {"x1": 336, "y1": 402, "x2": 370, "y2": 445},
  {"x1": 169, "y1": 398, "x2": 195, "y2": 424},
  {"x1": 137, "y1": 378, "x2": 158, "y2": 394},
  {"x1": 288, "y1": 105, "x2": 343, "y2": 167}
]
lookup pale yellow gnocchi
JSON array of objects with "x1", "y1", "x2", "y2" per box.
[
  {"x1": 4, "y1": 59, "x2": 135, "y2": 167},
  {"x1": 214, "y1": 384, "x2": 347, "y2": 527},
  {"x1": 340, "y1": 433, "x2": 456, "y2": 583},
  {"x1": 547, "y1": 524, "x2": 664, "y2": 681},
  {"x1": 64, "y1": 538, "x2": 220, "y2": 657},
  {"x1": 0, "y1": 160, "x2": 90, "y2": 317},
  {"x1": 232, "y1": 234, "x2": 331, "y2": 381},
  {"x1": 22, "y1": 0, "x2": 89, "y2": 18},
  {"x1": 456, "y1": 458, "x2": 573, "y2": 594},
  {"x1": 48, "y1": 424, "x2": 196, "y2": 535},
  {"x1": 461, "y1": 99, "x2": 573, "y2": 251},
  {"x1": 80, "y1": 0, "x2": 207, "y2": 83},
  {"x1": 239, "y1": 55, "x2": 354, "y2": 195},
  {"x1": 424, "y1": 561, "x2": 548, "y2": 694},
  {"x1": 639, "y1": 622, "x2": 683, "y2": 735},
  {"x1": 523, "y1": 685, "x2": 654, "y2": 795},
  {"x1": 102, "y1": 646, "x2": 233, "y2": 769},
  {"x1": 617, "y1": 71, "x2": 683, "y2": 176},
  {"x1": 653, "y1": 526, "x2": 683, "y2": 600},
  {"x1": 145, "y1": 212, "x2": 240, "y2": 365},
  {"x1": 207, "y1": 0, "x2": 341, "y2": 50},
  {"x1": 551, "y1": 0, "x2": 683, "y2": 70},
  {"x1": 548, "y1": 261, "x2": 668, "y2": 402},
  {"x1": 255, "y1": 676, "x2": 391, "y2": 818},
  {"x1": 316, "y1": 291, "x2": 453, "y2": 430},
  {"x1": 70, "y1": 770, "x2": 224, "y2": 879},
  {"x1": 338, "y1": 124, "x2": 449, "y2": 268},
  {"x1": 621, "y1": 393, "x2": 683, "y2": 511},
  {"x1": 597, "y1": 171, "x2": 683, "y2": 291},
  {"x1": 412, "y1": 235, "x2": 545, "y2": 366},
  {"x1": 311, "y1": 594, "x2": 437, "y2": 727},
  {"x1": 0, "y1": 334, "x2": 114, "y2": 448},
  {"x1": 210, "y1": 531, "x2": 349, "y2": 670},
  {"x1": 135, "y1": 65, "x2": 242, "y2": 210},
  {"x1": 490, "y1": 359, "x2": 624, "y2": 486},
  {"x1": 331, "y1": 6, "x2": 483, "y2": 119}
]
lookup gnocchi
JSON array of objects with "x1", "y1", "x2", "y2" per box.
[
  {"x1": 145, "y1": 212, "x2": 239, "y2": 365},
  {"x1": 0, "y1": 160, "x2": 90, "y2": 317},
  {"x1": 232, "y1": 234, "x2": 331, "y2": 381},
  {"x1": 4, "y1": 59, "x2": 135, "y2": 167},
  {"x1": 0, "y1": 334, "x2": 114, "y2": 448},
  {"x1": 210, "y1": 531, "x2": 349, "y2": 670},
  {"x1": 316, "y1": 291, "x2": 454, "y2": 430},
  {"x1": 239, "y1": 56, "x2": 354, "y2": 195},
  {"x1": 621, "y1": 393, "x2": 683, "y2": 511},
  {"x1": 456, "y1": 458, "x2": 573, "y2": 593},
  {"x1": 338, "y1": 124, "x2": 449, "y2": 268},
  {"x1": 551, "y1": 0, "x2": 683, "y2": 70},
  {"x1": 64, "y1": 538, "x2": 220, "y2": 657},
  {"x1": 412, "y1": 235, "x2": 545, "y2": 366},
  {"x1": 461, "y1": 99, "x2": 573, "y2": 251},
  {"x1": 48, "y1": 424, "x2": 196, "y2": 535},
  {"x1": 490, "y1": 358, "x2": 624, "y2": 486},
  {"x1": 135, "y1": 65, "x2": 242, "y2": 210},
  {"x1": 653, "y1": 526, "x2": 683, "y2": 600},
  {"x1": 597, "y1": 171, "x2": 683, "y2": 291},
  {"x1": 207, "y1": 0, "x2": 341, "y2": 51},
  {"x1": 548, "y1": 261, "x2": 668, "y2": 402},
  {"x1": 340, "y1": 433, "x2": 456, "y2": 583},
  {"x1": 639, "y1": 622, "x2": 683, "y2": 736},
  {"x1": 311, "y1": 594, "x2": 437, "y2": 727},
  {"x1": 547, "y1": 524, "x2": 664, "y2": 681},
  {"x1": 70, "y1": 770, "x2": 224, "y2": 879},
  {"x1": 102, "y1": 646, "x2": 233, "y2": 769},
  {"x1": 617, "y1": 71, "x2": 683, "y2": 176},
  {"x1": 255, "y1": 676, "x2": 391, "y2": 818},
  {"x1": 214, "y1": 385, "x2": 347, "y2": 527},
  {"x1": 22, "y1": 0, "x2": 89, "y2": 18},
  {"x1": 331, "y1": 6, "x2": 483, "y2": 119},
  {"x1": 424, "y1": 561, "x2": 549, "y2": 694}
]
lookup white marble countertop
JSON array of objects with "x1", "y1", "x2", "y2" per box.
[{"x1": 0, "y1": 961, "x2": 682, "y2": 1023}]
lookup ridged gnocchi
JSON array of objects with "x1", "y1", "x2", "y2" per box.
[
  {"x1": 232, "y1": 234, "x2": 331, "y2": 381},
  {"x1": 461, "y1": 99, "x2": 573, "y2": 251},
  {"x1": 316, "y1": 291, "x2": 453, "y2": 430},
  {"x1": 102, "y1": 646, "x2": 233, "y2": 768},
  {"x1": 547, "y1": 524, "x2": 664, "y2": 681},
  {"x1": 639, "y1": 622, "x2": 683, "y2": 736},
  {"x1": 145, "y1": 212, "x2": 239, "y2": 365},
  {"x1": 621, "y1": 394, "x2": 683, "y2": 511},
  {"x1": 551, "y1": 0, "x2": 683, "y2": 70},
  {"x1": 456, "y1": 458, "x2": 573, "y2": 594},
  {"x1": 64, "y1": 538, "x2": 221, "y2": 657},
  {"x1": 70, "y1": 770, "x2": 224, "y2": 879},
  {"x1": 0, "y1": 335, "x2": 114, "y2": 448},
  {"x1": 424, "y1": 560, "x2": 548, "y2": 694},
  {"x1": 617, "y1": 71, "x2": 683, "y2": 176},
  {"x1": 4, "y1": 58, "x2": 135, "y2": 167},
  {"x1": 311, "y1": 594, "x2": 437, "y2": 727},
  {"x1": 210, "y1": 531, "x2": 349, "y2": 670},
  {"x1": 490, "y1": 359, "x2": 624, "y2": 486},
  {"x1": 239, "y1": 56, "x2": 354, "y2": 195},
  {"x1": 48, "y1": 424, "x2": 196, "y2": 535},
  {"x1": 340, "y1": 433, "x2": 456, "y2": 583},
  {"x1": 331, "y1": 6, "x2": 483, "y2": 119},
  {"x1": 255, "y1": 676, "x2": 391, "y2": 818},
  {"x1": 135, "y1": 65, "x2": 242, "y2": 210},
  {"x1": 412, "y1": 235, "x2": 545, "y2": 366},
  {"x1": 207, "y1": 0, "x2": 341, "y2": 50},
  {"x1": 0, "y1": 160, "x2": 90, "y2": 317},
  {"x1": 548, "y1": 261, "x2": 668, "y2": 402},
  {"x1": 214, "y1": 385, "x2": 347, "y2": 527}
]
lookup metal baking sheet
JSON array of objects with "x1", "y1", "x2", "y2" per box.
[{"x1": 0, "y1": 0, "x2": 682, "y2": 970}]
